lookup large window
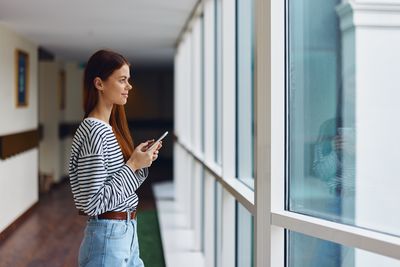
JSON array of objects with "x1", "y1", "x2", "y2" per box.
[
  {"x1": 289, "y1": 231, "x2": 400, "y2": 267},
  {"x1": 287, "y1": 0, "x2": 350, "y2": 222},
  {"x1": 286, "y1": 0, "x2": 353, "y2": 264},
  {"x1": 173, "y1": 0, "x2": 400, "y2": 266},
  {"x1": 236, "y1": 0, "x2": 255, "y2": 189},
  {"x1": 236, "y1": 202, "x2": 254, "y2": 267},
  {"x1": 286, "y1": 0, "x2": 400, "y2": 266},
  {"x1": 201, "y1": 15, "x2": 205, "y2": 153},
  {"x1": 215, "y1": 0, "x2": 223, "y2": 164},
  {"x1": 215, "y1": 181, "x2": 223, "y2": 267}
]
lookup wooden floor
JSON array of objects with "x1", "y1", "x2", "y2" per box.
[{"x1": 0, "y1": 160, "x2": 170, "y2": 267}]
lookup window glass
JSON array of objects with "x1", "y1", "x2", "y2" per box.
[
  {"x1": 236, "y1": 202, "x2": 254, "y2": 267},
  {"x1": 201, "y1": 16, "x2": 205, "y2": 153},
  {"x1": 287, "y1": 0, "x2": 400, "y2": 243},
  {"x1": 215, "y1": 0, "x2": 222, "y2": 164},
  {"x1": 288, "y1": 231, "x2": 400, "y2": 267},
  {"x1": 287, "y1": 0, "x2": 354, "y2": 225},
  {"x1": 214, "y1": 181, "x2": 222, "y2": 267},
  {"x1": 236, "y1": 0, "x2": 255, "y2": 188}
]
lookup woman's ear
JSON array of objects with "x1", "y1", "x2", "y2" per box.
[{"x1": 94, "y1": 77, "x2": 103, "y2": 91}]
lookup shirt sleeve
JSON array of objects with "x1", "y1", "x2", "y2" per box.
[{"x1": 76, "y1": 134, "x2": 149, "y2": 216}]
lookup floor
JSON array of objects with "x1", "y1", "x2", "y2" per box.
[{"x1": 0, "y1": 180, "x2": 87, "y2": 267}]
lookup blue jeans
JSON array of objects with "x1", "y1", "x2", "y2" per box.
[{"x1": 78, "y1": 214, "x2": 144, "y2": 267}]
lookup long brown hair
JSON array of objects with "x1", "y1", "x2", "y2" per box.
[{"x1": 83, "y1": 49, "x2": 134, "y2": 161}]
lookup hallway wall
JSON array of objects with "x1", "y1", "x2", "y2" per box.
[{"x1": 0, "y1": 25, "x2": 39, "y2": 233}]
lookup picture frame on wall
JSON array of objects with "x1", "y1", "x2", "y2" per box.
[{"x1": 15, "y1": 49, "x2": 29, "y2": 107}]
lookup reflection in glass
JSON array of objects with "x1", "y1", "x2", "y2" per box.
[
  {"x1": 287, "y1": 0, "x2": 355, "y2": 264},
  {"x1": 287, "y1": 0, "x2": 355, "y2": 223}
]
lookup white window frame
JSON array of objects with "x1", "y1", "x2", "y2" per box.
[
  {"x1": 255, "y1": 0, "x2": 400, "y2": 266},
  {"x1": 175, "y1": 0, "x2": 400, "y2": 266}
]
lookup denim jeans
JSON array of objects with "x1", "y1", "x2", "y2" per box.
[{"x1": 78, "y1": 214, "x2": 144, "y2": 267}]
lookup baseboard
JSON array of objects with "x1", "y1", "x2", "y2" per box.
[{"x1": 0, "y1": 201, "x2": 38, "y2": 245}]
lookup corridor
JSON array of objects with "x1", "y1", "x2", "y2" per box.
[
  {"x1": 0, "y1": 181, "x2": 86, "y2": 266},
  {"x1": 0, "y1": 166, "x2": 166, "y2": 267},
  {"x1": 2, "y1": 0, "x2": 400, "y2": 266}
]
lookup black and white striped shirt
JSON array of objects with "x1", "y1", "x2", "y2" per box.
[{"x1": 68, "y1": 117, "x2": 148, "y2": 216}]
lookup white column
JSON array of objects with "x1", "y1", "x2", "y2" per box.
[{"x1": 337, "y1": 1, "x2": 400, "y2": 266}]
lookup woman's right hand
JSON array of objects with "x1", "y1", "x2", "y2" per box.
[{"x1": 126, "y1": 141, "x2": 159, "y2": 172}]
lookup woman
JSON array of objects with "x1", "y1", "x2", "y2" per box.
[{"x1": 69, "y1": 49, "x2": 162, "y2": 267}]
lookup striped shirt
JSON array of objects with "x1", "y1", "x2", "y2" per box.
[{"x1": 68, "y1": 117, "x2": 148, "y2": 216}]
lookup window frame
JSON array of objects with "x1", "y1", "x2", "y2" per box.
[
  {"x1": 255, "y1": 0, "x2": 400, "y2": 265},
  {"x1": 174, "y1": 0, "x2": 400, "y2": 266}
]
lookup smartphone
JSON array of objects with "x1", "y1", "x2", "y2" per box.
[{"x1": 147, "y1": 131, "x2": 168, "y2": 150}]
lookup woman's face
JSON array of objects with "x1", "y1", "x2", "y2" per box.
[{"x1": 96, "y1": 64, "x2": 132, "y2": 106}]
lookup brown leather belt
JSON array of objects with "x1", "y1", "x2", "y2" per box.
[{"x1": 78, "y1": 210, "x2": 136, "y2": 220}]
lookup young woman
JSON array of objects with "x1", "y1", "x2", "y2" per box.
[{"x1": 69, "y1": 49, "x2": 162, "y2": 267}]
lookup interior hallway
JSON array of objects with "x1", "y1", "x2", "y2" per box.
[
  {"x1": 0, "y1": 160, "x2": 169, "y2": 267},
  {"x1": 0, "y1": 180, "x2": 86, "y2": 267}
]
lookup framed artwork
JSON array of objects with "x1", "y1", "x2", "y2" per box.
[
  {"x1": 15, "y1": 49, "x2": 29, "y2": 107},
  {"x1": 59, "y1": 70, "x2": 66, "y2": 110}
]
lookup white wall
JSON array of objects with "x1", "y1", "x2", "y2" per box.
[
  {"x1": 39, "y1": 61, "x2": 84, "y2": 183},
  {"x1": 0, "y1": 24, "x2": 38, "y2": 233},
  {"x1": 338, "y1": 2, "x2": 400, "y2": 266},
  {"x1": 355, "y1": 25, "x2": 400, "y2": 267},
  {"x1": 0, "y1": 26, "x2": 38, "y2": 134}
]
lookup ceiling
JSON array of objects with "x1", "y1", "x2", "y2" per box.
[{"x1": 0, "y1": 0, "x2": 197, "y2": 64}]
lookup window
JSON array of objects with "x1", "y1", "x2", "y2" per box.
[
  {"x1": 215, "y1": 181, "x2": 223, "y2": 267},
  {"x1": 215, "y1": 0, "x2": 222, "y2": 164},
  {"x1": 288, "y1": 231, "x2": 400, "y2": 267},
  {"x1": 236, "y1": 0, "x2": 255, "y2": 189},
  {"x1": 236, "y1": 202, "x2": 254, "y2": 267},
  {"x1": 173, "y1": 0, "x2": 400, "y2": 266},
  {"x1": 287, "y1": 0, "x2": 352, "y2": 224},
  {"x1": 201, "y1": 15, "x2": 205, "y2": 153},
  {"x1": 286, "y1": 0, "x2": 400, "y2": 265}
]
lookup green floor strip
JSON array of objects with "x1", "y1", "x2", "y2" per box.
[{"x1": 137, "y1": 210, "x2": 166, "y2": 267}]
